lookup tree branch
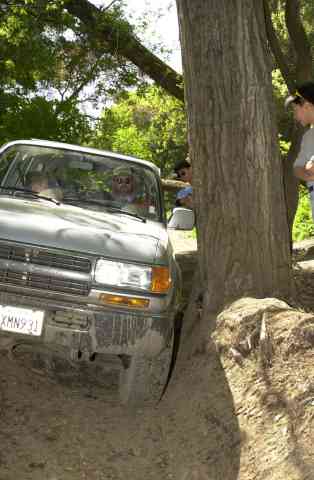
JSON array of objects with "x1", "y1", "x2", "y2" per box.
[
  {"x1": 263, "y1": 0, "x2": 294, "y2": 91},
  {"x1": 101, "y1": 0, "x2": 119, "y2": 13},
  {"x1": 64, "y1": 0, "x2": 184, "y2": 102},
  {"x1": 61, "y1": 57, "x2": 103, "y2": 108},
  {"x1": 161, "y1": 178, "x2": 187, "y2": 191},
  {"x1": 285, "y1": 0, "x2": 312, "y2": 83}
]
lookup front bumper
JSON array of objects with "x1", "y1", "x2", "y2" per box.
[{"x1": 0, "y1": 289, "x2": 175, "y2": 359}]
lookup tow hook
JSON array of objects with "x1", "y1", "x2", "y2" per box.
[{"x1": 70, "y1": 349, "x2": 97, "y2": 362}]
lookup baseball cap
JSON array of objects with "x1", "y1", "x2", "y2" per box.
[
  {"x1": 176, "y1": 186, "x2": 193, "y2": 200},
  {"x1": 112, "y1": 166, "x2": 135, "y2": 177},
  {"x1": 285, "y1": 82, "x2": 314, "y2": 108}
]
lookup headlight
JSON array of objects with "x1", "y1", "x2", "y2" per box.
[{"x1": 94, "y1": 259, "x2": 171, "y2": 293}]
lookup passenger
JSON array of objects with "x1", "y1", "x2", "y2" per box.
[
  {"x1": 111, "y1": 169, "x2": 138, "y2": 204},
  {"x1": 110, "y1": 167, "x2": 149, "y2": 215}
]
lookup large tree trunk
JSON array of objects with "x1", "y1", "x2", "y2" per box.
[{"x1": 176, "y1": 0, "x2": 294, "y2": 352}]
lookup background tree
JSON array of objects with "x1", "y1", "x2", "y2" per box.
[
  {"x1": 0, "y1": 0, "x2": 147, "y2": 143},
  {"x1": 64, "y1": 0, "x2": 184, "y2": 101},
  {"x1": 0, "y1": 1, "x2": 93, "y2": 142},
  {"x1": 93, "y1": 85, "x2": 187, "y2": 177},
  {"x1": 264, "y1": 0, "x2": 314, "y2": 231}
]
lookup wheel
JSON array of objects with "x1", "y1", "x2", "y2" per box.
[{"x1": 119, "y1": 332, "x2": 174, "y2": 406}]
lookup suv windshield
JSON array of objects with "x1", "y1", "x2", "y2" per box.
[{"x1": 0, "y1": 144, "x2": 161, "y2": 221}]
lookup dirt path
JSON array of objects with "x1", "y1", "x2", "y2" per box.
[
  {"x1": 168, "y1": 230, "x2": 197, "y2": 254},
  {"x1": 0, "y1": 355, "x2": 164, "y2": 480},
  {"x1": 0, "y1": 233, "x2": 200, "y2": 480},
  {"x1": 0, "y1": 339, "x2": 241, "y2": 480}
]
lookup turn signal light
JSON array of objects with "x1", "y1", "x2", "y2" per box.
[
  {"x1": 99, "y1": 293, "x2": 149, "y2": 309},
  {"x1": 151, "y1": 266, "x2": 171, "y2": 293}
]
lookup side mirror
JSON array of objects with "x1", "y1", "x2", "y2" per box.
[{"x1": 167, "y1": 207, "x2": 195, "y2": 230}]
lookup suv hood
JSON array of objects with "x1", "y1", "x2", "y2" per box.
[{"x1": 0, "y1": 197, "x2": 169, "y2": 264}]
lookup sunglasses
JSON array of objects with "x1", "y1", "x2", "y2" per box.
[
  {"x1": 113, "y1": 176, "x2": 133, "y2": 185},
  {"x1": 178, "y1": 169, "x2": 188, "y2": 178}
]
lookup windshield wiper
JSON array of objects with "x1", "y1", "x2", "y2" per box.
[
  {"x1": 105, "y1": 206, "x2": 147, "y2": 223},
  {"x1": 63, "y1": 197, "x2": 107, "y2": 208},
  {"x1": 0, "y1": 186, "x2": 60, "y2": 205}
]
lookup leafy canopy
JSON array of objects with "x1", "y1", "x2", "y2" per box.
[{"x1": 92, "y1": 85, "x2": 188, "y2": 178}]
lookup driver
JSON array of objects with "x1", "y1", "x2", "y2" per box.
[
  {"x1": 28, "y1": 172, "x2": 63, "y2": 201},
  {"x1": 30, "y1": 172, "x2": 49, "y2": 193}
]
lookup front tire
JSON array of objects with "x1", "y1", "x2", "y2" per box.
[{"x1": 119, "y1": 333, "x2": 174, "y2": 406}]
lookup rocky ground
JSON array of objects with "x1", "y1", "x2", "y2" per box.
[{"x1": 0, "y1": 234, "x2": 314, "y2": 480}]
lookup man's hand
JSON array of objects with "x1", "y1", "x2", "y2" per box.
[
  {"x1": 294, "y1": 164, "x2": 314, "y2": 182},
  {"x1": 305, "y1": 160, "x2": 314, "y2": 175}
]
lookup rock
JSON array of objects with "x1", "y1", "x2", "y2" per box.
[{"x1": 293, "y1": 238, "x2": 314, "y2": 261}]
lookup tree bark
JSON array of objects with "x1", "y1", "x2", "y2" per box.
[
  {"x1": 64, "y1": 0, "x2": 184, "y2": 102},
  {"x1": 176, "y1": 0, "x2": 294, "y2": 352}
]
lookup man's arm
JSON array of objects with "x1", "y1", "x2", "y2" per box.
[{"x1": 294, "y1": 163, "x2": 314, "y2": 182}]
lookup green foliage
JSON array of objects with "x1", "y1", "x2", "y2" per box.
[
  {"x1": 292, "y1": 185, "x2": 314, "y2": 241},
  {"x1": 279, "y1": 137, "x2": 290, "y2": 155},
  {"x1": 0, "y1": 94, "x2": 92, "y2": 145},
  {"x1": 0, "y1": 0, "x2": 146, "y2": 145},
  {"x1": 300, "y1": 0, "x2": 314, "y2": 51},
  {"x1": 272, "y1": 69, "x2": 293, "y2": 145},
  {"x1": 92, "y1": 86, "x2": 188, "y2": 178},
  {"x1": 270, "y1": 0, "x2": 314, "y2": 142},
  {"x1": 269, "y1": 1, "x2": 314, "y2": 79}
]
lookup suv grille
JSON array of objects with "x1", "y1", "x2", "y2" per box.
[
  {"x1": 0, "y1": 241, "x2": 92, "y2": 297},
  {"x1": 0, "y1": 243, "x2": 91, "y2": 273},
  {"x1": 0, "y1": 269, "x2": 89, "y2": 296}
]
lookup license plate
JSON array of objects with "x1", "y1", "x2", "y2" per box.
[{"x1": 0, "y1": 305, "x2": 44, "y2": 336}]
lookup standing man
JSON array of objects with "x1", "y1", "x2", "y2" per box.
[{"x1": 286, "y1": 82, "x2": 314, "y2": 217}]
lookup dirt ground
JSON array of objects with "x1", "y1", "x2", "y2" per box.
[{"x1": 0, "y1": 235, "x2": 314, "y2": 480}]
